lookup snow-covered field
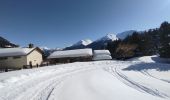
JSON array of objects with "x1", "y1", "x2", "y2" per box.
[{"x1": 0, "y1": 56, "x2": 170, "y2": 100}]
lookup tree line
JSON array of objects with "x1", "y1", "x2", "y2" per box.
[{"x1": 107, "y1": 21, "x2": 170, "y2": 59}]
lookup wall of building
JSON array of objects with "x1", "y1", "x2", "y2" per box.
[
  {"x1": 0, "y1": 56, "x2": 27, "y2": 69},
  {"x1": 26, "y1": 49, "x2": 43, "y2": 66},
  {"x1": 0, "y1": 49, "x2": 43, "y2": 69},
  {"x1": 49, "y1": 56, "x2": 92, "y2": 64}
]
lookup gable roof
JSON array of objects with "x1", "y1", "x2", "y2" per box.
[
  {"x1": 48, "y1": 48, "x2": 93, "y2": 59},
  {"x1": 0, "y1": 47, "x2": 42, "y2": 57}
]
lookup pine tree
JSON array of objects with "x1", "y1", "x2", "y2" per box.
[
  {"x1": 159, "y1": 22, "x2": 170, "y2": 58},
  {"x1": 107, "y1": 40, "x2": 122, "y2": 58}
]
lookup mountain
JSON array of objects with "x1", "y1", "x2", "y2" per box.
[
  {"x1": 64, "y1": 39, "x2": 92, "y2": 50},
  {"x1": 87, "y1": 34, "x2": 118, "y2": 50},
  {"x1": 0, "y1": 36, "x2": 18, "y2": 48},
  {"x1": 64, "y1": 30, "x2": 139, "y2": 50},
  {"x1": 96, "y1": 34, "x2": 118, "y2": 42},
  {"x1": 73, "y1": 39, "x2": 92, "y2": 46},
  {"x1": 64, "y1": 34, "x2": 118, "y2": 50},
  {"x1": 41, "y1": 47, "x2": 62, "y2": 57},
  {"x1": 116, "y1": 30, "x2": 136, "y2": 40}
]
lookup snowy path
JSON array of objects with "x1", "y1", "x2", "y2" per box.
[{"x1": 0, "y1": 60, "x2": 170, "y2": 100}]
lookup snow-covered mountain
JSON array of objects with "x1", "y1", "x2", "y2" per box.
[
  {"x1": 87, "y1": 34, "x2": 117, "y2": 50},
  {"x1": 72, "y1": 39, "x2": 92, "y2": 46},
  {"x1": 116, "y1": 30, "x2": 136, "y2": 39},
  {"x1": 96, "y1": 34, "x2": 118, "y2": 42},
  {"x1": 64, "y1": 31, "x2": 141, "y2": 50},
  {"x1": 64, "y1": 39, "x2": 92, "y2": 50},
  {"x1": 65, "y1": 34, "x2": 118, "y2": 50}
]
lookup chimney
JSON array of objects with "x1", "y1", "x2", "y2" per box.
[{"x1": 28, "y1": 43, "x2": 34, "y2": 48}]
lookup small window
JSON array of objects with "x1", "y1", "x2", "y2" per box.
[
  {"x1": 0, "y1": 57, "x2": 8, "y2": 60},
  {"x1": 13, "y1": 56, "x2": 21, "y2": 59}
]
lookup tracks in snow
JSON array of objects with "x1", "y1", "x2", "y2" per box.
[
  {"x1": 0, "y1": 61, "x2": 169, "y2": 100},
  {"x1": 0, "y1": 63, "x2": 100, "y2": 100},
  {"x1": 105, "y1": 63, "x2": 169, "y2": 99}
]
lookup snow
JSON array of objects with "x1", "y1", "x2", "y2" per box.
[
  {"x1": 93, "y1": 50, "x2": 112, "y2": 60},
  {"x1": 93, "y1": 55, "x2": 112, "y2": 60},
  {"x1": 0, "y1": 48, "x2": 34, "y2": 57},
  {"x1": 73, "y1": 39, "x2": 92, "y2": 46},
  {"x1": 96, "y1": 34, "x2": 118, "y2": 42},
  {"x1": 40, "y1": 46, "x2": 51, "y2": 50},
  {"x1": 0, "y1": 56, "x2": 170, "y2": 100},
  {"x1": 93, "y1": 50, "x2": 111, "y2": 55},
  {"x1": 48, "y1": 48, "x2": 93, "y2": 59},
  {"x1": 116, "y1": 30, "x2": 136, "y2": 39},
  {"x1": 129, "y1": 55, "x2": 170, "y2": 63}
]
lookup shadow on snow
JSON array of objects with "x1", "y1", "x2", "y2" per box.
[{"x1": 123, "y1": 62, "x2": 170, "y2": 71}]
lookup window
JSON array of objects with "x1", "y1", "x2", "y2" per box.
[
  {"x1": 0, "y1": 57, "x2": 8, "y2": 60},
  {"x1": 13, "y1": 56, "x2": 21, "y2": 59}
]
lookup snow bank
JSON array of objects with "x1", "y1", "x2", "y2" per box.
[
  {"x1": 0, "y1": 48, "x2": 34, "y2": 57},
  {"x1": 48, "y1": 48, "x2": 93, "y2": 59}
]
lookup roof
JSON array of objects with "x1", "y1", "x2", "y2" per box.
[
  {"x1": 48, "y1": 48, "x2": 93, "y2": 59},
  {"x1": 0, "y1": 47, "x2": 41, "y2": 57},
  {"x1": 93, "y1": 50, "x2": 111, "y2": 55}
]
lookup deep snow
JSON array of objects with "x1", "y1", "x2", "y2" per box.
[{"x1": 0, "y1": 56, "x2": 170, "y2": 100}]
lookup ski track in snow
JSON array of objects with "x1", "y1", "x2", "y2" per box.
[
  {"x1": 104, "y1": 62, "x2": 170, "y2": 99},
  {"x1": 111, "y1": 67, "x2": 168, "y2": 98},
  {"x1": 0, "y1": 61, "x2": 169, "y2": 100},
  {"x1": 141, "y1": 70, "x2": 170, "y2": 83},
  {"x1": 0, "y1": 63, "x2": 99, "y2": 100}
]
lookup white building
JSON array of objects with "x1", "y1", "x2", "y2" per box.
[
  {"x1": 0, "y1": 47, "x2": 43, "y2": 69},
  {"x1": 93, "y1": 50, "x2": 112, "y2": 60}
]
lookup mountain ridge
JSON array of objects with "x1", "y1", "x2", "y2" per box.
[{"x1": 0, "y1": 36, "x2": 18, "y2": 48}]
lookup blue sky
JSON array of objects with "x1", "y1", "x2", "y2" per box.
[{"x1": 0, "y1": 0, "x2": 170, "y2": 48}]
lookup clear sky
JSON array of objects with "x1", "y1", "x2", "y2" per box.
[{"x1": 0, "y1": 0, "x2": 170, "y2": 48}]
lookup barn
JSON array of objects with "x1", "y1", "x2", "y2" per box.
[{"x1": 47, "y1": 48, "x2": 93, "y2": 64}]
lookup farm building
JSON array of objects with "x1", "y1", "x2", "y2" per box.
[
  {"x1": 93, "y1": 50, "x2": 112, "y2": 60},
  {"x1": 0, "y1": 47, "x2": 43, "y2": 70},
  {"x1": 48, "y1": 48, "x2": 93, "y2": 64}
]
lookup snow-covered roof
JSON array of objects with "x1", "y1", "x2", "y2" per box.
[
  {"x1": 93, "y1": 55, "x2": 112, "y2": 60},
  {"x1": 0, "y1": 48, "x2": 35, "y2": 57},
  {"x1": 93, "y1": 50, "x2": 111, "y2": 55},
  {"x1": 48, "y1": 48, "x2": 93, "y2": 59}
]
